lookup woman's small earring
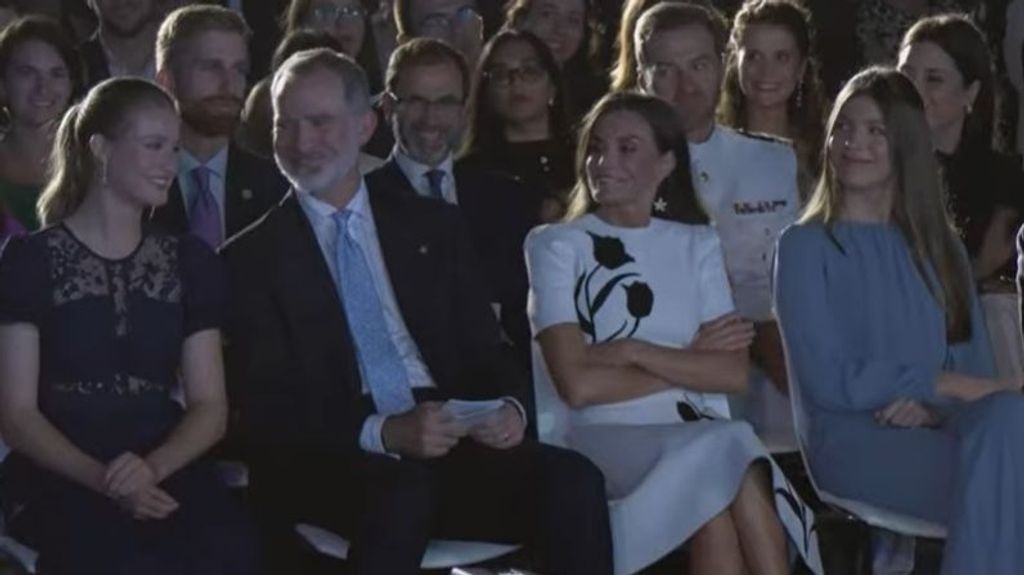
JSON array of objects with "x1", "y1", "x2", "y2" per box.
[
  {"x1": 966, "y1": 102, "x2": 973, "y2": 115},
  {"x1": 101, "y1": 161, "x2": 110, "y2": 188},
  {"x1": 795, "y1": 81, "x2": 804, "y2": 109}
]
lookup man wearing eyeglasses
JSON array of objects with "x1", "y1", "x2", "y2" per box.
[{"x1": 371, "y1": 38, "x2": 538, "y2": 374}]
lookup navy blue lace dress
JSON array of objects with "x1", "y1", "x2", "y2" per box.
[{"x1": 0, "y1": 225, "x2": 257, "y2": 575}]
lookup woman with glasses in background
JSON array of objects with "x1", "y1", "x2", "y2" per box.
[
  {"x1": 504, "y1": 0, "x2": 607, "y2": 121},
  {"x1": 461, "y1": 29, "x2": 574, "y2": 221}
]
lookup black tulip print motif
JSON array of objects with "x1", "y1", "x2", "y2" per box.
[
  {"x1": 575, "y1": 233, "x2": 653, "y2": 342},
  {"x1": 589, "y1": 233, "x2": 634, "y2": 269},
  {"x1": 623, "y1": 281, "x2": 653, "y2": 337}
]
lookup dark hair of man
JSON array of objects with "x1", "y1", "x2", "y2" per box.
[
  {"x1": 634, "y1": 1, "x2": 728, "y2": 74},
  {"x1": 385, "y1": 37, "x2": 470, "y2": 98}
]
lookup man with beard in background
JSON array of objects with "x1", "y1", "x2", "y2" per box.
[
  {"x1": 152, "y1": 4, "x2": 287, "y2": 248},
  {"x1": 81, "y1": 0, "x2": 162, "y2": 84}
]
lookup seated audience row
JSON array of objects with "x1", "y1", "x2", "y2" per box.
[{"x1": 0, "y1": 1, "x2": 1021, "y2": 574}]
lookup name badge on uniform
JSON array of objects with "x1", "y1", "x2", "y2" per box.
[{"x1": 732, "y1": 199, "x2": 788, "y2": 215}]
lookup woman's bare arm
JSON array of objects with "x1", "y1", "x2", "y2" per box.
[{"x1": 0, "y1": 323, "x2": 107, "y2": 493}]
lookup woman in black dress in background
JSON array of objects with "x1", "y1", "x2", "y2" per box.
[
  {"x1": 504, "y1": 0, "x2": 607, "y2": 120},
  {"x1": 0, "y1": 78, "x2": 257, "y2": 574},
  {"x1": 899, "y1": 13, "x2": 1024, "y2": 288},
  {"x1": 462, "y1": 29, "x2": 575, "y2": 221}
]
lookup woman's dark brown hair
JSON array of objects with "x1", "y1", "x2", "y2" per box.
[
  {"x1": 0, "y1": 15, "x2": 85, "y2": 101},
  {"x1": 461, "y1": 29, "x2": 569, "y2": 159},
  {"x1": 565, "y1": 91, "x2": 708, "y2": 225},
  {"x1": 900, "y1": 13, "x2": 998, "y2": 153}
]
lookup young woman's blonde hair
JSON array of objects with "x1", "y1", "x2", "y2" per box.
[
  {"x1": 37, "y1": 78, "x2": 177, "y2": 226},
  {"x1": 803, "y1": 66, "x2": 972, "y2": 341}
]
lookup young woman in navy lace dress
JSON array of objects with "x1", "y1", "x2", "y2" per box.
[{"x1": 0, "y1": 78, "x2": 257, "y2": 575}]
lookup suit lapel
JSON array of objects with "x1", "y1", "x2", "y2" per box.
[
  {"x1": 377, "y1": 158, "x2": 417, "y2": 198},
  {"x1": 368, "y1": 185, "x2": 437, "y2": 361},
  {"x1": 224, "y1": 145, "x2": 250, "y2": 237}
]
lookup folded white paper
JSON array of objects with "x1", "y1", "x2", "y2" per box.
[{"x1": 444, "y1": 399, "x2": 506, "y2": 428}]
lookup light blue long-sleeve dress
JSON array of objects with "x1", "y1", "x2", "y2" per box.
[{"x1": 775, "y1": 221, "x2": 1024, "y2": 574}]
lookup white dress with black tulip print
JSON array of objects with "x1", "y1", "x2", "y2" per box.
[{"x1": 526, "y1": 213, "x2": 823, "y2": 575}]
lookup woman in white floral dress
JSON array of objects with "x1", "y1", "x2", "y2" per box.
[{"x1": 526, "y1": 92, "x2": 822, "y2": 575}]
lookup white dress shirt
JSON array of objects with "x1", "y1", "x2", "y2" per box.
[{"x1": 393, "y1": 147, "x2": 458, "y2": 205}]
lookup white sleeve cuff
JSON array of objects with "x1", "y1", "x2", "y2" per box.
[
  {"x1": 502, "y1": 397, "x2": 528, "y2": 426},
  {"x1": 358, "y1": 414, "x2": 391, "y2": 455}
]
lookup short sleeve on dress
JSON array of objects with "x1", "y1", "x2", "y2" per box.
[
  {"x1": 0, "y1": 235, "x2": 48, "y2": 325},
  {"x1": 696, "y1": 227, "x2": 735, "y2": 323},
  {"x1": 179, "y1": 235, "x2": 227, "y2": 336},
  {"x1": 525, "y1": 226, "x2": 581, "y2": 335}
]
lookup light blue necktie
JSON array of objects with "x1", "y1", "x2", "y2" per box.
[
  {"x1": 425, "y1": 169, "x2": 445, "y2": 201},
  {"x1": 333, "y1": 209, "x2": 416, "y2": 415}
]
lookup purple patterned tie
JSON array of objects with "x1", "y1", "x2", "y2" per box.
[{"x1": 189, "y1": 166, "x2": 222, "y2": 248}]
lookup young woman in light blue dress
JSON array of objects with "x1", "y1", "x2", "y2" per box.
[{"x1": 775, "y1": 66, "x2": 1024, "y2": 574}]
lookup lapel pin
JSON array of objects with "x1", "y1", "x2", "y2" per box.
[{"x1": 241, "y1": 188, "x2": 253, "y2": 201}]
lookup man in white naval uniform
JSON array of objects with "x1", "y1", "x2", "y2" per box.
[{"x1": 634, "y1": 1, "x2": 798, "y2": 449}]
